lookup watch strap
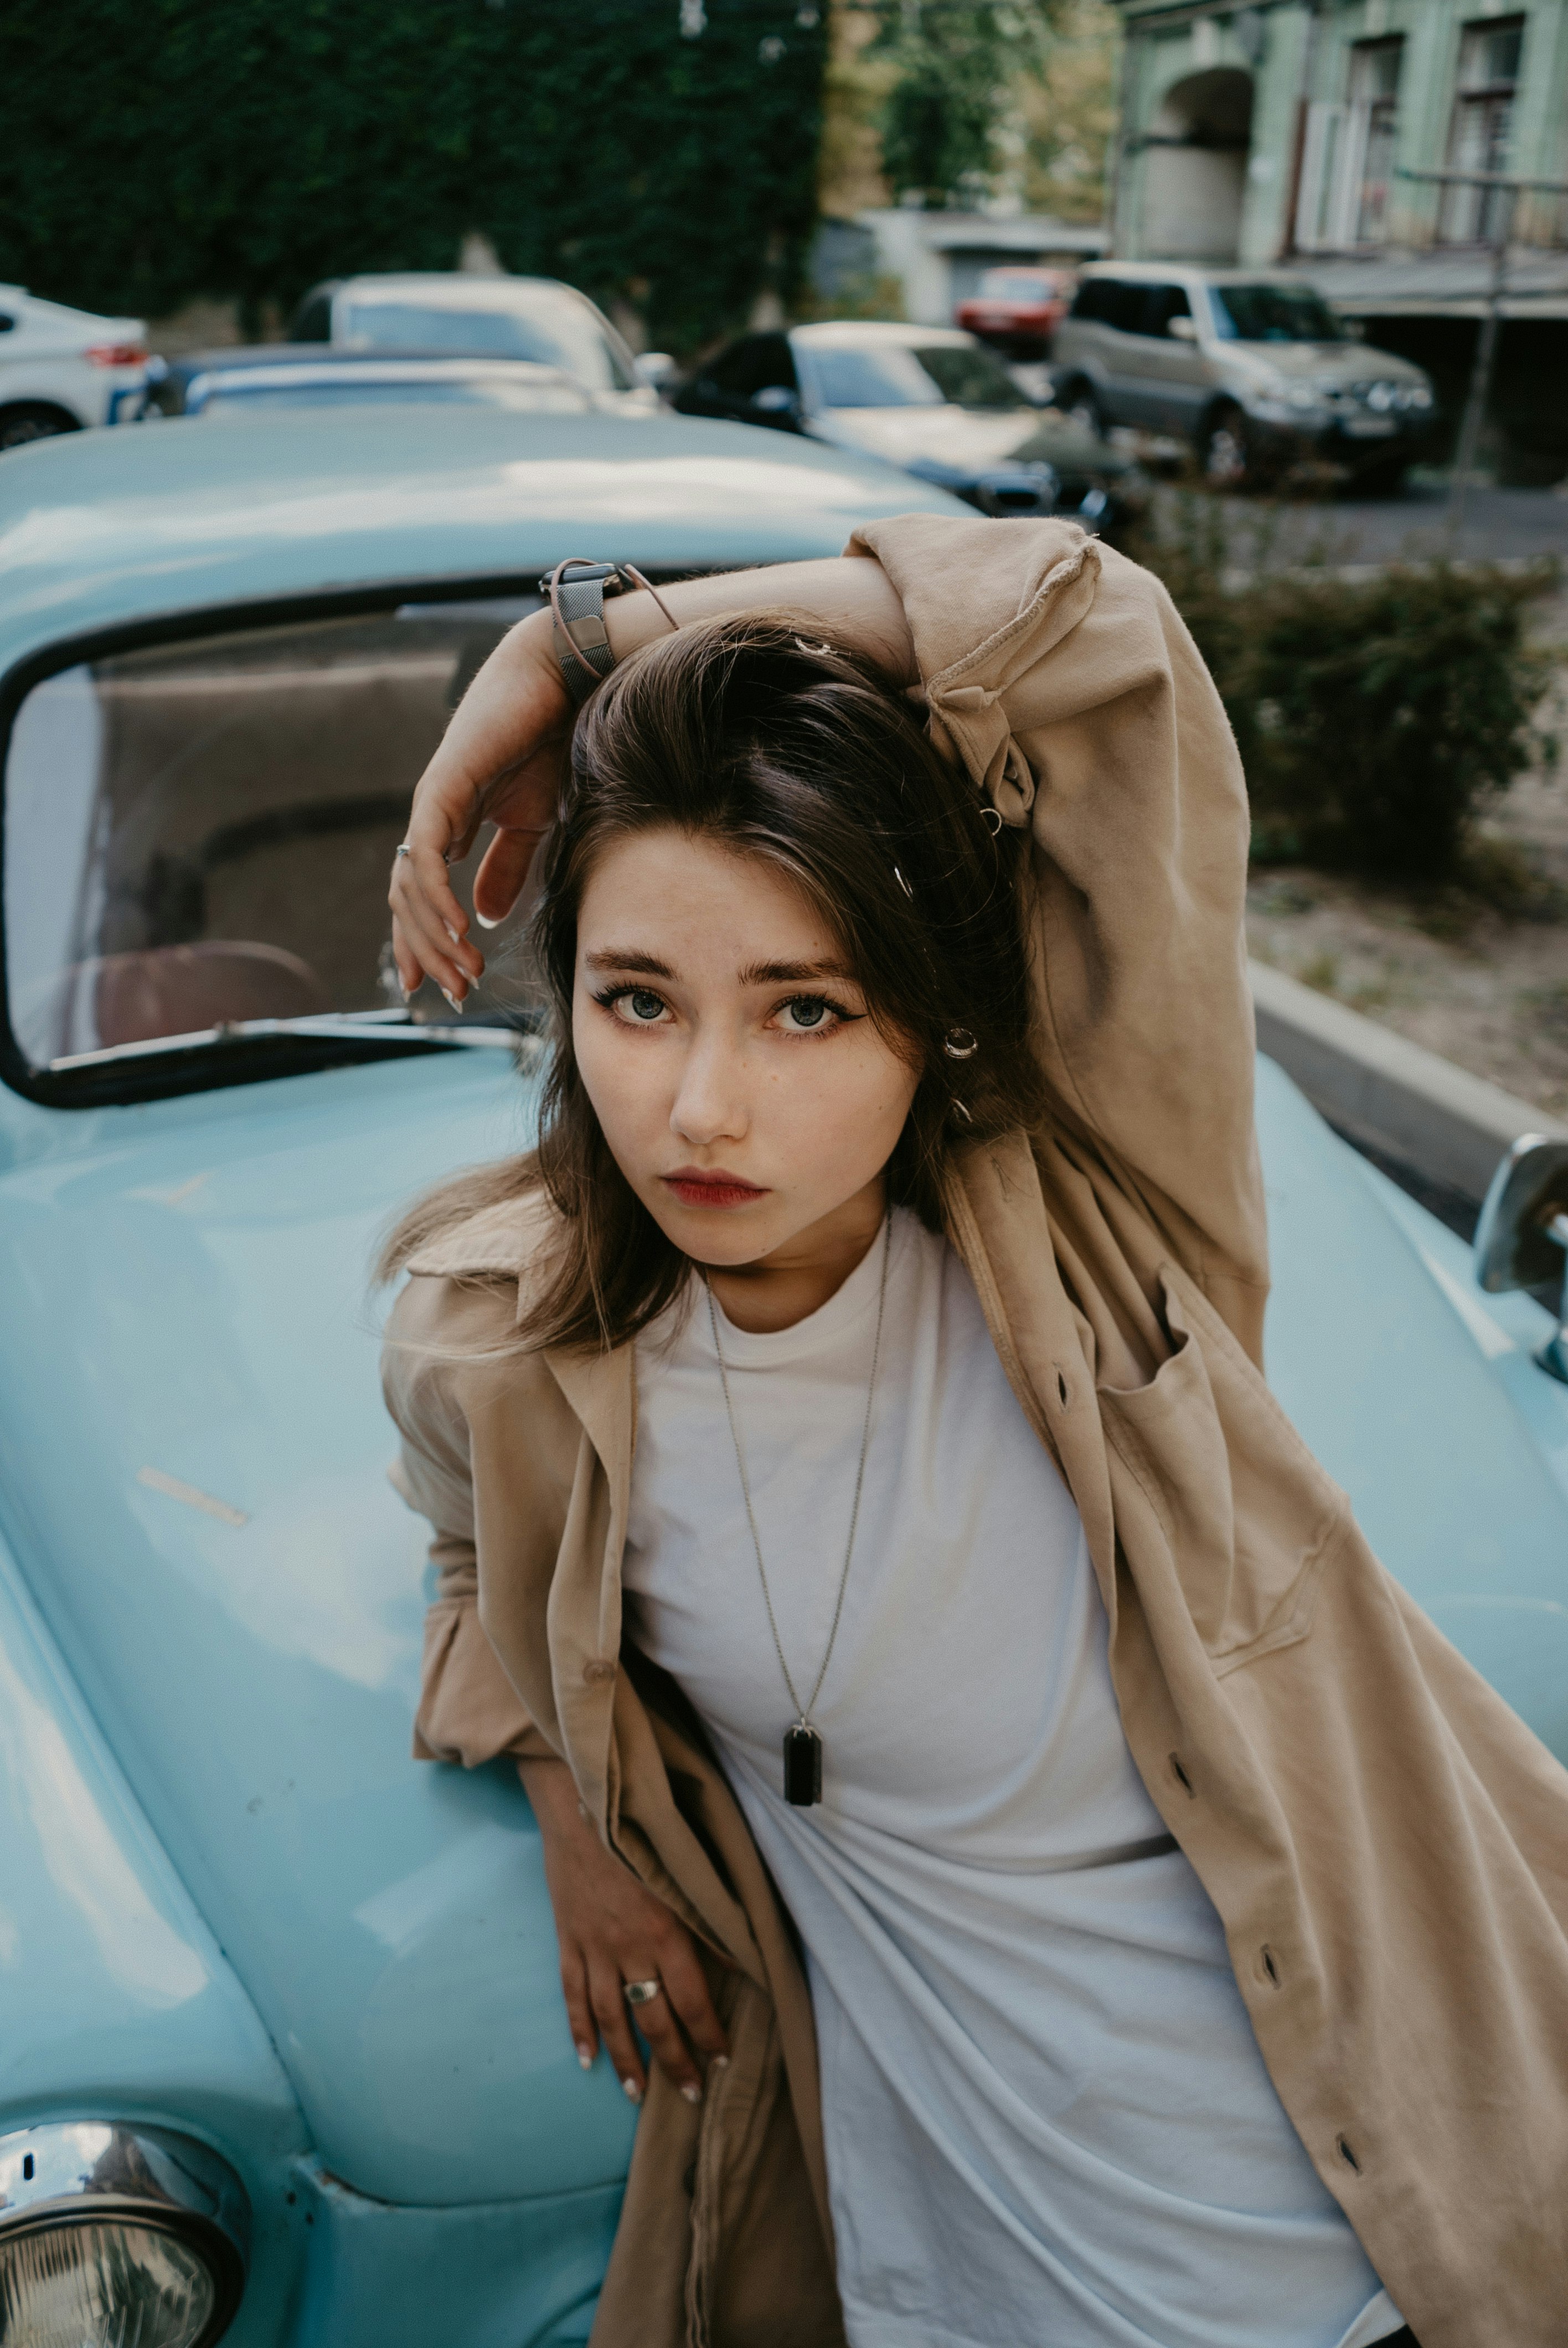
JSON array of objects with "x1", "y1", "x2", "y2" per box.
[{"x1": 545, "y1": 558, "x2": 678, "y2": 706}]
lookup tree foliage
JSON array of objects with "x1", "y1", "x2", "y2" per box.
[
  {"x1": 862, "y1": 0, "x2": 1058, "y2": 207},
  {"x1": 0, "y1": 0, "x2": 825, "y2": 353}
]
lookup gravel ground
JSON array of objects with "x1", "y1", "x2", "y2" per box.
[{"x1": 1247, "y1": 629, "x2": 1568, "y2": 1120}]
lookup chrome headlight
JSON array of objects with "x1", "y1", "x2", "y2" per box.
[{"x1": 0, "y1": 2123, "x2": 247, "y2": 2348}]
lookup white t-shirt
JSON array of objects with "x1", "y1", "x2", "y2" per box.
[{"x1": 626, "y1": 1211, "x2": 1403, "y2": 2348}]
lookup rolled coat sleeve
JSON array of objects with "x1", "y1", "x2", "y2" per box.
[
  {"x1": 383, "y1": 1275, "x2": 557, "y2": 1768},
  {"x1": 848, "y1": 513, "x2": 1268, "y2": 1358}
]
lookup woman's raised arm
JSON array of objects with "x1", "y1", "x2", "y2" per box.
[{"x1": 388, "y1": 555, "x2": 913, "y2": 1005}]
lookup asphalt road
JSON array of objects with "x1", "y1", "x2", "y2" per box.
[{"x1": 1182, "y1": 478, "x2": 1568, "y2": 570}]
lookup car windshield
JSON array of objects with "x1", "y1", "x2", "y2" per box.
[
  {"x1": 341, "y1": 295, "x2": 636, "y2": 389},
  {"x1": 1208, "y1": 284, "x2": 1344, "y2": 343},
  {"x1": 808, "y1": 341, "x2": 1021, "y2": 410},
  {"x1": 196, "y1": 375, "x2": 589, "y2": 413},
  {"x1": 979, "y1": 272, "x2": 1055, "y2": 300},
  {"x1": 3, "y1": 604, "x2": 548, "y2": 1075},
  {"x1": 911, "y1": 343, "x2": 1023, "y2": 408}
]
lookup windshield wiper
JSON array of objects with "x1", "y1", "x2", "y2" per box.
[{"x1": 49, "y1": 1005, "x2": 539, "y2": 1074}]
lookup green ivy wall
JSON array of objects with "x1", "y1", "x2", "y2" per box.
[{"x1": 0, "y1": 0, "x2": 826, "y2": 352}]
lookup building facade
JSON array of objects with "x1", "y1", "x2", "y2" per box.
[
  {"x1": 1107, "y1": 0, "x2": 1568, "y2": 268},
  {"x1": 1105, "y1": 0, "x2": 1568, "y2": 472}
]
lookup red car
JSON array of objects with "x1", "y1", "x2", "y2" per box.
[{"x1": 955, "y1": 267, "x2": 1077, "y2": 357}]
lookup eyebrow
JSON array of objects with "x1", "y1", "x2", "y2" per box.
[
  {"x1": 583, "y1": 950, "x2": 675, "y2": 979},
  {"x1": 584, "y1": 950, "x2": 857, "y2": 988}
]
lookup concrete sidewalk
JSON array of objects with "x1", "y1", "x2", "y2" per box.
[{"x1": 1251, "y1": 958, "x2": 1567, "y2": 1213}]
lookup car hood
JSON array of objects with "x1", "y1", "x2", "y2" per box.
[
  {"x1": 0, "y1": 1051, "x2": 638, "y2": 2210},
  {"x1": 1221, "y1": 340, "x2": 1428, "y2": 388},
  {"x1": 2, "y1": 1049, "x2": 1563, "y2": 2217},
  {"x1": 810, "y1": 404, "x2": 1049, "y2": 474}
]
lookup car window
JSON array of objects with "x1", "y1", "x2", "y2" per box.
[
  {"x1": 1139, "y1": 284, "x2": 1193, "y2": 337},
  {"x1": 803, "y1": 345, "x2": 945, "y2": 409},
  {"x1": 1208, "y1": 284, "x2": 1344, "y2": 343},
  {"x1": 341, "y1": 294, "x2": 636, "y2": 389},
  {"x1": 978, "y1": 272, "x2": 1052, "y2": 300},
  {"x1": 1069, "y1": 279, "x2": 1145, "y2": 332},
  {"x1": 911, "y1": 343, "x2": 1022, "y2": 409},
  {"x1": 2, "y1": 608, "x2": 547, "y2": 1076},
  {"x1": 707, "y1": 334, "x2": 797, "y2": 397}
]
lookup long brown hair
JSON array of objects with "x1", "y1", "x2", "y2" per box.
[{"x1": 380, "y1": 614, "x2": 1045, "y2": 1349}]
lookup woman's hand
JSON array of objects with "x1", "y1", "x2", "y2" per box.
[
  {"x1": 521, "y1": 1756, "x2": 728, "y2": 2107},
  {"x1": 388, "y1": 608, "x2": 571, "y2": 1007}
]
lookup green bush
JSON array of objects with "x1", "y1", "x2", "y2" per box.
[
  {"x1": 0, "y1": 0, "x2": 824, "y2": 355},
  {"x1": 1133, "y1": 498, "x2": 1560, "y2": 882}
]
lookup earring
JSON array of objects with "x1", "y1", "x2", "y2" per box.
[
  {"x1": 894, "y1": 866, "x2": 914, "y2": 900},
  {"x1": 981, "y1": 806, "x2": 1003, "y2": 837},
  {"x1": 950, "y1": 1099, "x2": 974, "y2": 1126},
  {"x1": 942, "y1": 1028, "x2": 978, "y2": 1060}
]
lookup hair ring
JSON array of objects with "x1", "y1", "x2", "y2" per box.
[{"x1": 943, "y1": 1028, "x2": 979, "y2": 1060}]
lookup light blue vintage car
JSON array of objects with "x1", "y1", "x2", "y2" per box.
[{"x1": 1, "y1": 409, "x2": 1565, "y2": 2348}]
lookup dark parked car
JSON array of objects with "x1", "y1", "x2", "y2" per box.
[
  {"x1": 673, "y1": 321, "x2": 1148, "y2": 540},
  {"x1": 140, "y1": 348, "x2": 595, "y2": 420}
]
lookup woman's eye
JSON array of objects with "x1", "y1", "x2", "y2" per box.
[
  {"x1": 610, "y1": 987, "x2": 669, "y2": 1025},
  {"x1": 778, "y1": 996, "x2": 832, "y2": 1033}
]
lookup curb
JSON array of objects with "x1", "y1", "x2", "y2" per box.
[{"x1": 1250, "y1": 959, "x2": 1567, "y2": 1204}]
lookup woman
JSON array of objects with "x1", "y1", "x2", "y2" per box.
[{"x1": 382, "y1": 517, "x2": 1568, "y2": 2348}]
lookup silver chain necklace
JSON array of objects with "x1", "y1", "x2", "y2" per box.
[{"x1": 706, "y1": 1213, "x2": 893, "y2": 1808}]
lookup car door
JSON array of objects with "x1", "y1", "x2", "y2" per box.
[
  {"x1": 1071, "y1": 280, "x2": 1153, "y2": 426},
  {"x1": 1131, "y1": 283, "x2": 1209, "y2": 435}
]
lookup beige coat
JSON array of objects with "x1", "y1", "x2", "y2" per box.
[{"x1": 383, "y1": 514, "x2": 1568, "y2": 2348}]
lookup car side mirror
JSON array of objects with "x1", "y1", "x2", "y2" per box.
[
  {"x1": 1167, "y1": 316, "x2": 1199, "y2": 343},
  {"x1": 1474, "y1": 1134, "x2": 1568, "y2": 1384},
  {"x1": 635, "y1": 351, "x2": 675, "y2": 390},
  {"x1": 751, "y1": 384, "x2": 802, "y2": 423}
]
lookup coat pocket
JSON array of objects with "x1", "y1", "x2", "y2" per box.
[{"x1": 1098, "y1": 1265, "x2": 1345, "y2": 1668}]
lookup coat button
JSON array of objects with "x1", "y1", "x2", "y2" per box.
[{"x1": 583, "y1": 1658, "x2": 617, "y2": 1685}]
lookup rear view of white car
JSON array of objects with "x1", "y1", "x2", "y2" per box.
[{"x1": 0, "y1": 287, "x2": 147, "y2": 450}]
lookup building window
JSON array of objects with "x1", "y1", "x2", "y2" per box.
[
  {"x1": 1350, "y1": 39, "x2": 1403, "y2": 244},
  {"x1": 1294, "y1": 37, "x2": 1404, "y2": 252},
  {"x1": 1441, "y1": 17, "x2": 1525, "y2": 243}
]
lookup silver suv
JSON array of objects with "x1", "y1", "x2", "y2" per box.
[{"x1": 1051, "y1": 264, "x2": 1436, "y2": 490}]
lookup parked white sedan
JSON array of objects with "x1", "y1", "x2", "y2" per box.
[{"x1": 0, "y1": 286, "x2": 147, "y2": 449}]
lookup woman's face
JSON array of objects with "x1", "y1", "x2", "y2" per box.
[{"x1": 572, "y1": 827, "x2": 920, "y2": 1269}]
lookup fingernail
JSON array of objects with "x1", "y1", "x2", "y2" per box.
[
  {"x1": 442, "y1": 921, "x2": 461, "y2": 945},
  {"x1": 680, "y1": 2083, "x2": 702, "y2": 2105},
  {"x1": 576, "y1": 2045, "x2": 594, "y2": 2071},
  {"x1": 441, "y1": 989, "x2": 463, "y2": 1014},
  {"x1": 622, "y1": 2077, "x2": 643, "y2": 2105},
  {"x1": 709, "y1": 2055, "x2": 729, "y2": 2071},
  {"x1": 475, "y1": 910, "x2": 501, "y2": 931}
]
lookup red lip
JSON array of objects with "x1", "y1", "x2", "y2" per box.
[{"x1": 662, "y1": 1167, "x2": 770, "y2": 1209}]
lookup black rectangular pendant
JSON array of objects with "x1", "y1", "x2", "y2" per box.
[{"x1": 783, "y1": 1722, "x2": 823, "y2": 1807}]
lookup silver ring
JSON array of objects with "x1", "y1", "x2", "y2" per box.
[
  {"x1": 942, "y1": 1027, "x2": 979, "y2": 1060},
  {"x1": 622, "y1": 1978, "x2": 663, "y2": 2007},
  {"x1": 394, "y1": 843, "x2": 412, "y2": 859}
]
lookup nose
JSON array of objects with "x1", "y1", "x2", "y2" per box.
[{"x1": 669, "y1": 1031, "x2": 750, "y2": 1149}]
